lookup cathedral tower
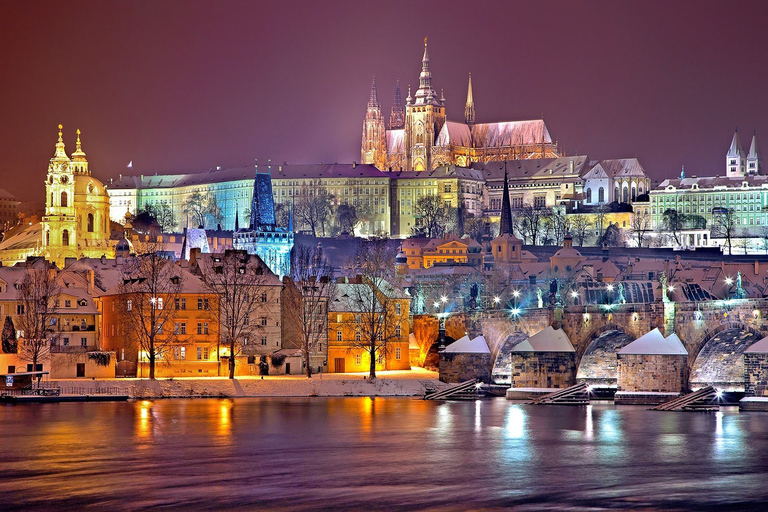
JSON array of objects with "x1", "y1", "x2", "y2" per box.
[
  {"x1": 747, "y1": 131, "x2": 761, "y2": 175},
  {"x1": 726, "y1": 129, "x2": 746, "y2": 177},
  {"x1": 43, "y1": 124, "x2": 78, "y2": 262},
  {"x1": 465, "y1": 73, "x2": 475, "y2": 126},
  {"x1": 361, "y1": 76, "x2": 386, "y2": 168},
  {"x1": 404, "y1": 38, "x2": 446, "y2": 171},
  {"x1": 389, "y1": 79, "x2": 405, "y2": 129}
]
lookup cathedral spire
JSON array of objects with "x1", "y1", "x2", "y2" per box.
[
  {"x1": 414, "y1": 37, "x2": 439, "y2": 106},
  {"x1": 368, "y1": 76, "x2": 380, "y2": 108},
  {"x1": 465, "y1": 72, "x2": 475, "y2": 126},
  {"x1": 71, "y1": 128, "x2": 87, "y2": 161},
  {"x1": 500, "y1": 162, "x2": 513, "y2": 235},
  {"x1": 389, "y1": 79, "x2": 405, "y2": 129}
]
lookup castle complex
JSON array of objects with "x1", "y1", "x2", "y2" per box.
[{"x1": 362, "y1": 39, "x2": 559, "y2": 171}]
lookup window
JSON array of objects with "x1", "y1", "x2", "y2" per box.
[
  {"x1": 337, "y1": 330, "x2": 342, "y2": 341},
  {"x1": 198, "y1": 298, "x2": 203, "y2": 310},
  {"x1": 180, "y1": 347, "x2": 186, "y2": 360},
  {"x1": 395, "y1": 303, "x2": 401, "y2": 315},
  {"x1": 62, "y1": 229, "x2": 69, "y2": 246},
  {"x1": 175, "y1": 298, "x2": 186, "y2": 310},
  {"x1": 261, "y1": 337, "x2": 267, "y2": 346},
  {"x1": 260, "y1": 317, "x2": 267, "y2": 326},
  {"x1": 87, "y1": 213, "x2": 94, "y2": 232},
  {"x1": 126, "y1": 300, "x2": 132, "y2": 311},
  {"x1": 395, "y1": 347, "x2": 401, "y2": 360},
  {"x1": 356, "y1": 354, "x2": 362, "y2": 365},
  {"x1": 203, "y1": 323, "x2": 208, "y2": 335},
  {"x1": 395, "y1": 325, "x2": 401, "y2": 337},
  {"x1": 81, "y1": 337, "x2": 87, "y2": 347},
  {"x1": 180, "y1": 322, "x2": 187, "y2": 335},
  {"x1": 336, "y1": 314, "x2": 342, "y2": 323},
  {"x1": 203, "y1": 347, "x2": 209, "y2": 360},
  {"x1": 197, "y1": 322, "x2": 203, "y2": 335},
  {"x1": 174, "y1": 323, "x2": 180, "y2": 335},
  {"x1": 598, "y1": 187, "x2": 605, "y2": 203},
  {"x1": 16, "y1": 305, "x2": 24, "y2": 315},
  {"x1": 197, "y1": 347, "x2": 202, "y2": 360},
  {"x1": 204, "y1": 298, "x2": 209, "y2": 310},
  {"x1": 355, "y1": 330, "x2": 361, "y2": 341},
  {"x1": 63, "y1": 336, "x2": 70, "y2": 346},
  {"x1": 61, "y1": 191, "x2": 68, "y2": 207},
  {"x1": 261, "y1": 293, "x2": 267, "y2": 303}
]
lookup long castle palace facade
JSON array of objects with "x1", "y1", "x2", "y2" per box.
[{"x1": 362, "y1": 39, "x2": 560, "y2": 172}]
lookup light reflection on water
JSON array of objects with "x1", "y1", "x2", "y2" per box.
[{"x1": 2, "y1": 398, "x2": 768, "y2": 510}]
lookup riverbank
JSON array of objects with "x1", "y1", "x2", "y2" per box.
[{"x1": 48, "y1": 368, "x2": 445, "y2": 399}]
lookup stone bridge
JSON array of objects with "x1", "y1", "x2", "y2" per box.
[{"x1": 469, "y1": 298, "x2": 768, "y2": 390}]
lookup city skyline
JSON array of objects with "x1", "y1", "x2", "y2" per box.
[{"x1": 2, "y1": 0, "x2": 768, "y2": 203}]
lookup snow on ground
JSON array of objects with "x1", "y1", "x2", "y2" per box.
[{"x1": 51, "y1": 368, "x2": 444, "y2": 398}]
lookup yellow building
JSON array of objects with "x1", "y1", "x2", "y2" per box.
[
  {"x1": 400, "y1": 236, "x2": 482, "y2": 270},
  {"x1": 327, "y1": 280, "x2": 410, "y2": 373},
  {"x1": 0, "y1": 125, "x2": 114, "y2": 268}
]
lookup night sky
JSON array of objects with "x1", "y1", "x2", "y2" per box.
[{"x1": 2, "y1": 0, "x2": 768, "y2": 203}]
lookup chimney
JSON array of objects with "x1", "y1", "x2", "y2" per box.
[
  {"x1": 87, "y1": 269, "x2": 95, "y2": 294},
  {"x1": 190, "y1": 247, "x2": 200, "y2": 267},
  {"x1": 756, "y1": 260, "x2": 760, "y2": 276},
  {"x1": 352, "y1": 162, "x2": 357, "y2": 169},
  {"x1": 569, "y1": 160, "x2": 574, "y2": 173}
]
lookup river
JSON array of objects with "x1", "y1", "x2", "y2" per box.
[{"x1": 1, "y1": 398, "x2": 767, "y2": 510}]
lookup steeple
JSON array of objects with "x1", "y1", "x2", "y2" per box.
[
  {"x1": 70, "y1": 128, "x2": 90, "y2": 175},
  {"x1": 726, "y1": 128, "x2": 746, "y2": 177},
  {"x1": 499, "y1": 162, "x2": 513, "y2": 235},
  {"x1": 368, "y1": 76, "x2": 380, "y2": 109},
  {"x1": 465, "y1": 73, "x2": 475, "y2": 126},
  {"x1": 389, "y1": 79, "x2": 405, "y2": 129},
  {"x1": 52, "y1": 124, "x2": 68, "y2": 162},
  {"x1": 414, "y1": 37, "x2": 439, "y2": 106},
  {"x1": 748, "y1": 131, "x2": 761, "y2": 175}
]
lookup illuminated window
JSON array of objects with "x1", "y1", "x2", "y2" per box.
[
  {"x1": 395, "y1": 347, "x2": 401, "y2": 360},
  {"x1": 87, "y1": 213, "x2": 94, "y2": 232},
  {"x1": 127, "y1": 300, "x2": 132, "y2": 311},
  {"x1": 337, "y1": 330, "x2": 342, "y2": 341},
  {"x1": 356, "y1": 354, "x2": 362, "y2": 365},
  {"x1": 180, "y1": 322, "x2": 186, "y2": 335},
  {"x1": 355, "y1": 330, "x2": 361, "y2": 341}
]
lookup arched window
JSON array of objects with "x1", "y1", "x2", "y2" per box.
[
  {"x1": 50, "y1": 193, "x2": 53, "y2": 206},
  {"x1": 45, "y1": 231, "x2": 50, "y2": 246},
  {"x1": 586, "y1": 188, "x2": 592, "y2": 203},
  {"x1": 598, "y1": 187, "x2": 605, "y2": 203},
  {"x1": 62, "y1": 229, "x2": 69, "y2": 246},
  {"x1": 61, "y1": 191, "x2": 68, "y2": 208},
  {"x1": 631, "y1": 185, "x2": 637, "y2": 202},
  {"x1": 87, "y1": 213, "x2": 94, "y2": 232},
  {"x1": 614, "y1": 185, "x2": 620, "y2": 202},
  {"x1": 622, "y1": 186, "x2": 629, "y2": 203}
]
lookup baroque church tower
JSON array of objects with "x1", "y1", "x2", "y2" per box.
[
  {"x1": 360, "y1": 77, "x2": 386, "y2": 168},
  {"x1": 404, "y1": 38, "x2": 446, "y2": 171},
  {"x1": 41, "y1": 125, "x2": 112, "y2": 267}
]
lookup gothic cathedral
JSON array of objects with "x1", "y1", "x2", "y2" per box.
[{"x1": 362, "y1": 39, "x2": 560, "y2": 172}]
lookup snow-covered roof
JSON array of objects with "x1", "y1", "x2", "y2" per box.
[
  {"x1": 618, "y1": 328, "x2": 688, "y2": 355},
  {"x1": 444, "y1": 334, "x2": 490, "y2": 354},
  {"x1": 387, "y1": 129, "x2": 405, "y2": 154},
  {"x1": 471, "y1": 120, "x2": 552, "y2": 147},
  {"x1": 436, "y1": 121, "x2": 472, "y2": 147},
  {"x1": 745, "y1": 335, "x2": 768, "y2": 354},
  {"x1": 512, "y1": 326, "x2": 574, "y2": 353}
]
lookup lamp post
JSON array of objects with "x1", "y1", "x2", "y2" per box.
[
  {"x1": 725, "y1": 277, "x2": 733, "y2": 300},
  {"x1": 570, "y1": 290, "x2": 579, "y2": 306}
]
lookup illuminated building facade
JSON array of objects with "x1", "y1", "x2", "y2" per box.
[{"x1": 362, "y1": 39, "x2": 560, "y2": 172}]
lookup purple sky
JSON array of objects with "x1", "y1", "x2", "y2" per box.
[{"x1": 2, "y1": 0, "x2": 768, "y2": 203}]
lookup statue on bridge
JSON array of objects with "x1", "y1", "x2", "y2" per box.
[
  {"x1": 536, "y1": 287, "x2": 543, "y2": 308},
  {"x1": 660, "y1": 271, "x2": 670, "y2": 303},
  {"x1": 618, "y1": 282, "x2": 626, "y2": 304},
  {"x1": 736, "y1": 270, "x2": 746, "y2": 299}
]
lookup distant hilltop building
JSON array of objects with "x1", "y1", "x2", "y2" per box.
[
  {"x1": 0, "y1": 125, "x2": 114, "y2": 267},
  {"x1": 361, "y1": 38, "x2": 559, "y2": 171}
]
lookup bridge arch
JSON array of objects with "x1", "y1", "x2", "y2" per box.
[
  {"x1": 689, "y1": 321, "x2": 766, "y2": 391},
  {"x1": 576, "y1": 323, "x2": 636, "y2": 388}
]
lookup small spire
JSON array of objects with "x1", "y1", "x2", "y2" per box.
[
  {"x1": 406, "y1": 84, "x2": 412, "y2": 104},
  {"x1": 680, "y1": 165, "x2": 685, "y2": 179},
  {"x1": 500, "y1": 162, "x2": 514, "y2": 235},
  {"x1": 71, "y1": 128, "x2": 87, "y2": 161},
  {"x1": 368, "y1": 76, "x2": 380, "y2": 108},
  {"x1": 440, "y1": 88, "x2": 445, "y2": 103},
  {"x1": 52, "y1": 123, "x2": 68, "y2": 160},
  {"x1": 465, "y1": 73, "x2": 475, "y2": 126}
]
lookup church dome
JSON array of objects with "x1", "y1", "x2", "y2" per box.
[{"x1": 74, "y1": 174, "x2": 107, "y2": 197}]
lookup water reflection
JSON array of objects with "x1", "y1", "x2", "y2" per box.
[{"x1": 2, "y1": 399, "x2": 768, "y2": 510}]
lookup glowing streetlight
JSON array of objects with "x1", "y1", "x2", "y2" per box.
[
  {"x1": 570, "y1": 290, "x2": 578, "y2": 299},
  {"x1": 441, "y1": 296, "x2": 448, "y2": 304},
  {"x1": 606, "y1": 284, "x2": 614, "y2": 292},
  {"x1": 725, "y1": 277, "x2": 733, "y2": 286},
  {"x1": 493, "y1": 296, "x2": 500, "y2": 306},
  {"x1": 512, "y1": 290, "x2": 521, "y2": 298}
]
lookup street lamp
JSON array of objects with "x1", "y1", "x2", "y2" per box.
[
  {"x1": 725, "y1": 277, "x2": 733, "y2": 300},
  {"x1": 570, "y1": 290, "x2": 579, "y2": 306},
  {"x1": 512, "y1": 289, "x2": 520, "y2": 309}
]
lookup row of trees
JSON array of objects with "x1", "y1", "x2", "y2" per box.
[{"x1": 292, "y1": 187, "x2": 380, "y2": 237}]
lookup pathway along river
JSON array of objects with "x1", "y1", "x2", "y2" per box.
[{"x1": 2, "y1": 398, "x2": 768, "y2": 510}]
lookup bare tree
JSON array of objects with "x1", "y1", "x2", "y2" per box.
[
  {"x1": 662, "y1": 208, "x2": 685, "y2": 246},
  {"x1": 2, "y1": 315, "x2": 17, "y2": 354},
  {"x1": 413, "y1": 195, "x2": 450, "y2": 238},
  {"x1": 516, "y1": 204, "x2": 548, "y2": 245},
  {"x1": 117, "y1": 249, "x2": 183, "y2": 380},
  {"x1": 335, "y1": 204, "x2": 358, "y2": 234},
  {"x1": 17, "y1": 266, "x2": 61, "y2": 371},
  {"x1": 198, "y1": 250, "x2": 279, "y2": 379},
  {"x1": 545, "y1": 207, "x2": 568, "y2": 246},
  {"x1": 593, "y1": 203, "x2": 610, "y2": 242},
  {"x1": 629, "y1": 210, "x2": 652, "y2": 247},
  {"x1": 286, "y1": 245, "x2": 335, "y2": 377},
  {"x1": 712, "y1": 207, "x2": 737, "y2": 255},
  {"x1": 183, "y1": 191, "x2": 222, "y2": 229},
  {"x1": 295, "y1": 187, "x2": 333, "y2": 236},
  {"x1": 274, "y1": 203, "x2": 291, "y2": 230},
  {"x1": 345, "y1": 240, "x2": 405, "y2": 379},
  {"x1": 569, "y1": 215, "x2": 590, "y2": 246}
]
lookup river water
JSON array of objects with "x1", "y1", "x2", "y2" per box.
[{"x1": 2, "y1": 398, "x2": 768, "y2": 510}]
